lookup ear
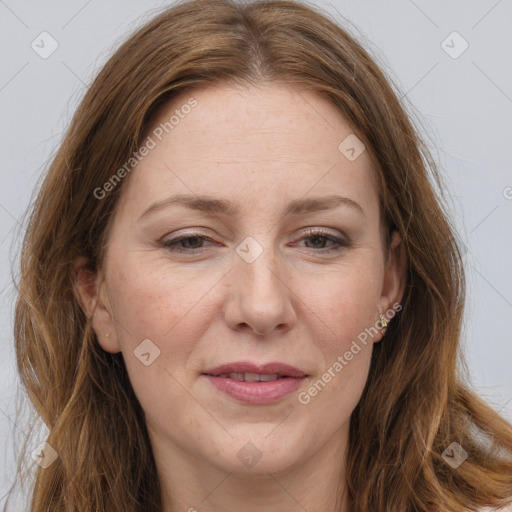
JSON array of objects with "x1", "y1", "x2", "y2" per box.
[
  {"x1": 375, "y1": 230, "x2": 407, "y2": 342},
  {"x1": 73, "y1": 256, "x2": 121, "y2": 353}
]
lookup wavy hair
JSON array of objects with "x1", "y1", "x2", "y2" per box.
[{"x1": 5, "y1": 0, "x2": 512, "y2": 510}]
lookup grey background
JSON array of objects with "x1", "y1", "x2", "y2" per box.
[{"x1": 1, "y1": 0, "x2": 511, "y2": 507}]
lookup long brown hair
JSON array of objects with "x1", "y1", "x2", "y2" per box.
[{"x1": 5, "y1": 0, "x2": 512, "y2": 510}]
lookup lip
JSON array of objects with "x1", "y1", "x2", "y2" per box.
[
  {"x1": 203, "y1": 361, "x2": 306, "y2": 378},
  {"x1": 202, "y1": 361, "x2": 308, "y2": 405}
]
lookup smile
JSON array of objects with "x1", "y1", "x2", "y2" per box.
[{"x1": 202, "y1": 361, "x2": 308, "y2": 404}]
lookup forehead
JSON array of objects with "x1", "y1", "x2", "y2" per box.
[
  {"x1": 148, "y1": 81, "x2": 364, "y2": 162},
  {"x1": 117, "y1": 81, "x2": 379, "y2": 221}
]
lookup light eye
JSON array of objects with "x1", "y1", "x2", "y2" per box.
[
  {"x1": 295, "y1": 228, "x2": 349, "y2": 253},
  {"x1": 161, "y1": 232, "x2": 214, "y2": 253},
  {"x1": 160, "y1": 229, "x2": 350, "y2": 254}
]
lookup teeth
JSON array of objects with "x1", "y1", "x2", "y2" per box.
[
  {"x1": 244, "y1": 372, "x2": 261, "y2": 382},
  {"x1": 258, "y1": 373, "x2": 280, "y2": 382},
  {"x1": 217, "y1": 372, "x2": 283, "y2": 382}
]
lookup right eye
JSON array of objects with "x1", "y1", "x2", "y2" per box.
[{"x1": 161, "y1": 232, "x2": 215, "y2": 253}]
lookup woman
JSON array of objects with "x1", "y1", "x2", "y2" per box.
[{"x1": 6, "y1": 0, "x2": 512, "y2": 511}]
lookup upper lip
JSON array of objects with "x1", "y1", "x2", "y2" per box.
[{"x1": 203, "y1": 361, "x2": 307, "y2": 378}]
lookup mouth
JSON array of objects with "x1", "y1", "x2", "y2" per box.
[
  {"x1": 203, "y1": 361, "x2": 307, "y2": 378},
  {"x1": 202, "y1": 361, "x2": 308, "y2": 404},
  {"x1": 207, "y1": 372, "x2": 290, "y2": 382}
]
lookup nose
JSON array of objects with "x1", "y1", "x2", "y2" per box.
[{"x1": 223, "y1": 237, "x2": 296, "y2": 337}]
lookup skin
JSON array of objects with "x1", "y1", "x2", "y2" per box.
[{"x1": 76, "y1": 81, "x2": 406, "y2": 512}]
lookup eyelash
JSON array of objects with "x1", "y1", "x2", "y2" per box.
[{"x1": 161, "y1": 228, "x2": 349, "y2": 255}]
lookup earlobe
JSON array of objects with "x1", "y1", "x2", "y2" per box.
[
  {"x1": 97, "y1": 329, "x2": 121, "y2": 354},
  {"x1": 371, "y1": 314, "x2": 388, "y2": 344},
  {"x1": 73, "y1": 256, "x2": 121, "y2": 353}
]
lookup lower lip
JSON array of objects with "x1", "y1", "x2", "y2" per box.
[{"x1": 203, "y1": 375, "x2": 306, "y2": 404}]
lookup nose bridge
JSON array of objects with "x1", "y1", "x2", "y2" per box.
[
  {"x1": 235, "y1": 234, "x2": 283, "y2": 298},
  {"x1": 227, "y1": 233, "x2": 295, "y2": 335}
]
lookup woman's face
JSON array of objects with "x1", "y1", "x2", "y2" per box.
[{"x1": 82, "y1": 81, "x2": 405, "y2": 477}]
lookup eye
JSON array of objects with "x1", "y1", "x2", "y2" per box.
[
  {"x1": 295, "y1": 228, "x2": 350, "y2": 254},
  {"x1": 161, "y1": 232, "x2": 215, "y2": 253},
  {"x1": 160, "y1": 228, "x2": 350, "y2": 255}
]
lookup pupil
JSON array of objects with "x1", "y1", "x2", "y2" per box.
[
  {"x1": 309, "y1": 235, "x2": 324, "y2": 248},
  {"x1": 184, "y1": 236, "x2": 201, "y2": 248}
]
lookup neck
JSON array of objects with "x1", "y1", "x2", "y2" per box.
[{"x1": 153, "y1": 424, "x2": 350, "y2": 512}]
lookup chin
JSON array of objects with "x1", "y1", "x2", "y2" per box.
[{"x1": 202, "y1": 428, "x2": 311, "y2": 475}]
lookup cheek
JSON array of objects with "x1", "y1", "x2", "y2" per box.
[
  {"x1": 107, "y1": 265, "x2": 202, "y2": 426},
  {"x1": 295, "y1": 331, "x2": 373, "y2": 450},
  {"x1": 104, "y1": 263, "x2": 199, "y2": 389},
  {"x1": 108, "y1": 258, "x2": 209, "y2": 344},
  {"x1": 309, "y1": 265, "x2": 382, "y2": 350},
  {"x1": 315, "y1": 264, "x2": 382, "y2": 409},
  {"x1": 298, "y1": 290, "x2": 375, "y2": 426}
]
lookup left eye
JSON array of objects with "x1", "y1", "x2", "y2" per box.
[
  {"x1": 162, "y1": 234, "x2": 214, "y2": 252},
  {"x1": 299, "y1": 229, "x2": 348, "y2": 252},
  {"x1": 161, "y1": 230, "x2": 349, "y2": 254}
]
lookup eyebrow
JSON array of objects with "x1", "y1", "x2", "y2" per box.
[{"x1": 137, "y1": 193, "x2": 365, "y2": 222}]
